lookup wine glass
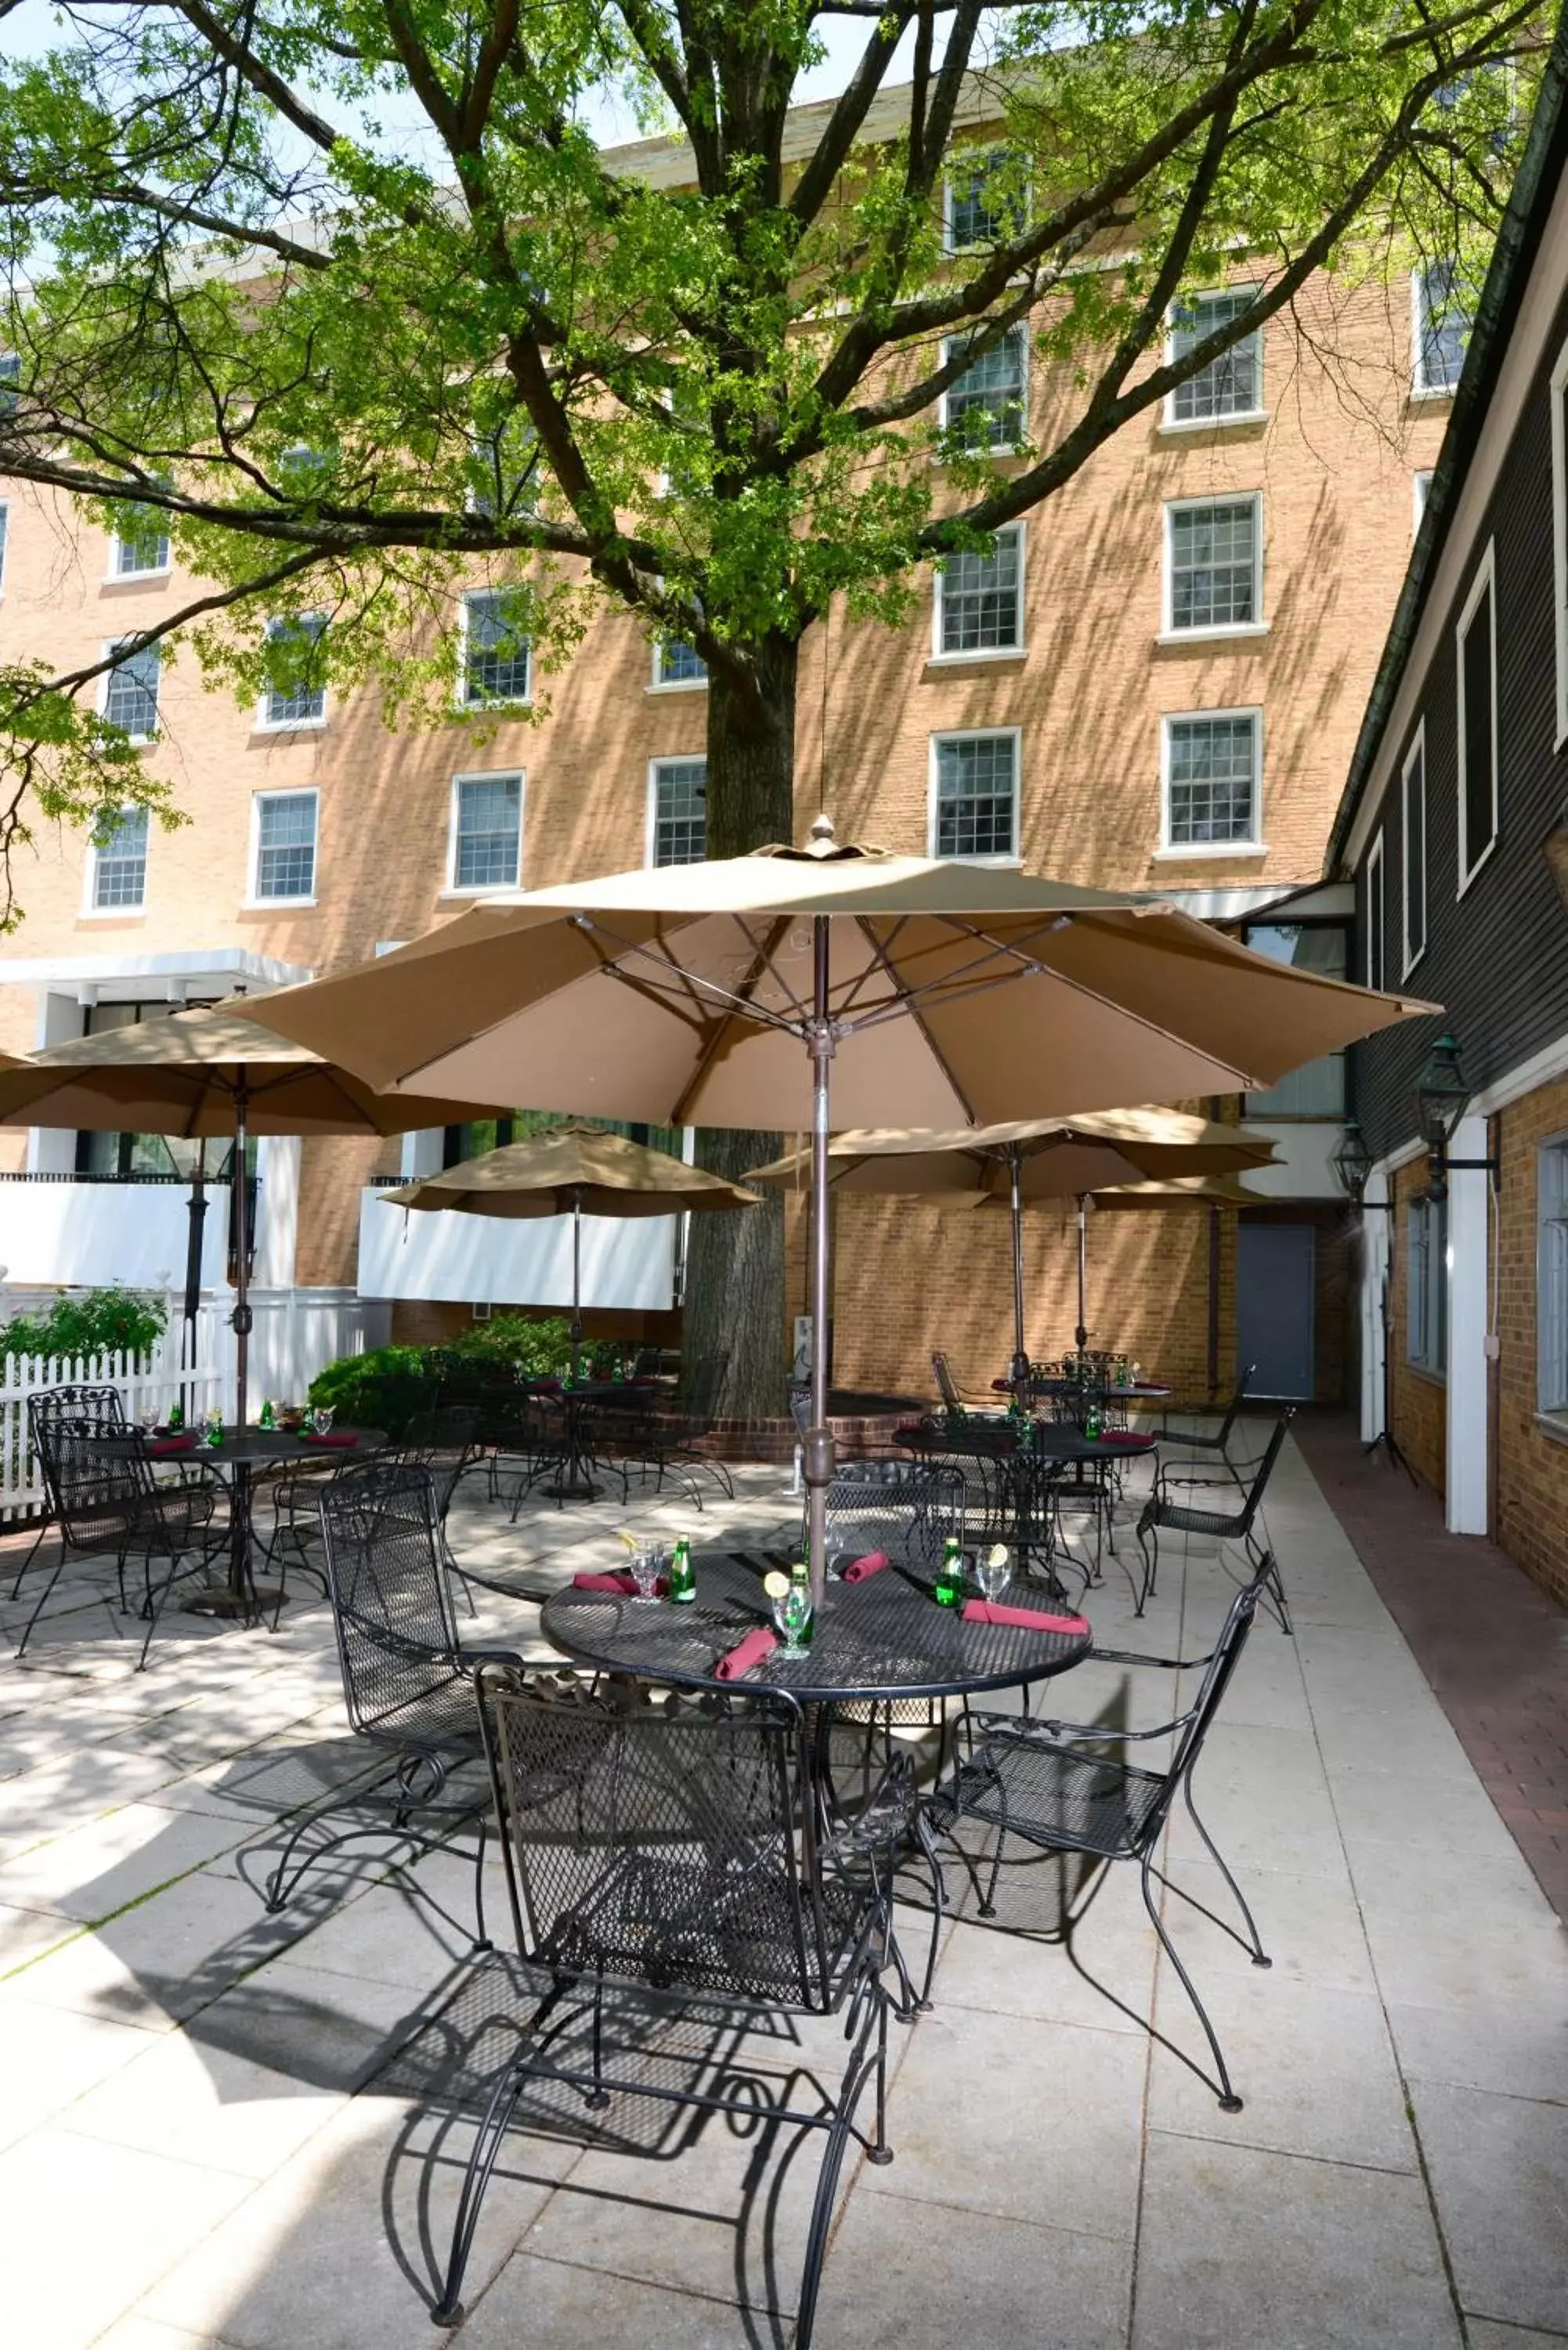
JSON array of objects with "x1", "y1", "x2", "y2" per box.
[
  {"x1": 311, "y1": 1406, "x2": 335, "y2": 1437},
  {"x1": 976, "y1": 1546, "x2": 1010, "y2": 1603},
  {"x1": 137, "y1": 1402, "x2": 159, "y2": 1435},
  {"x1": 771, "y1": 1582, "x2": 812, "y2": 1656},
  {"x1": 629, "y1": 1547, "x2": 663, "y2": 1603}
]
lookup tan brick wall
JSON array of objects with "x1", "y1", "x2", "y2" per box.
[
  {"x1": 1492, "y1": 1084, "x2": 1568, "y2": 1610},
  {"x1": 1388, "y1": 1159, "x2": 1447, "y2": 1497}
]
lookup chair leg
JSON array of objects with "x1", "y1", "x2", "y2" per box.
[
  {"x1": 15, "y1": 1549, "x2": 66, "y2": 1659},
  {"x1": 796, "y1": 1989, "x2": 891, "y2": 2350},
  {"x1": 1175, "y1": 1777, "x2": 1270, "y2": 1969},
  {"x1": 432, "y1": 1980, "x2": 569, "y2": 2327},
  {"x1": 6, "y1": 1515, "x2": 49, "y2": 1603},
  {"x1": 1140, "y1": 1849, "x2": 1242, "y2": 2112},
  {"x1": 1135, "y1": 1518, "x2": 1157, "y2": 1615}
]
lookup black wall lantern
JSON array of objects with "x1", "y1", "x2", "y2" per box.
[
  {"x1": 1414, "y1": 1033, "x2": 1497, "y2": 1198},
  {"x1": 1330, "y1": 1116, "x2": 1373, "y2": 1204}
]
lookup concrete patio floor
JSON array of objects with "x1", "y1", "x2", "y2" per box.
[{"x1": 0, "y1": 1427, "x2": 1564, "y2": 2349}]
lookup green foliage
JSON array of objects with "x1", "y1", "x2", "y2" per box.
[
  {"x1": 1, "y1": 1285, "x2": 168, "y2": 1365},
  {"x1": 0, "y1": 0, "x2": 1546, "y2": 906},
  {"x1": 305, "y1": 1314, "x2": 615, "y2": 1433}
]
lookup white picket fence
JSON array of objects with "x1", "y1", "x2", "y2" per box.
[{"x1": 0, "y1": 1318, "x2": 226, "y2": 1521}]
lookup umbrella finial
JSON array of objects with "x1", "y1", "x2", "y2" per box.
[{"x1": 807, "y1": 812, "x2": 836, "y2": 850}]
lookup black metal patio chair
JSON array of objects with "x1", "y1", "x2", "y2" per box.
[
  {"x1": 257, "y1": 1462, "x2": 517, "y2": 1927},
  {"x1": 1135, "y1": 1407, "x2": 1295, "y2": 1625},
  {"x1": 7, "y1": 1383, "x2": 127, "y2": 1606},
  {"x1": 599, "y1": 1349, "x2": 732, "y2": 1508},
  {"x1": 1157, "y1": 1365, "x2": 1256, "y2": 1490},
  {"x1": 16, "y1": 1412, "x2": 229, "y2": 1669},
  {"x1": 431, "y1": 1665, "x2": 911, "y2": 2341},
  {"x1": 919, "y1": 1549, "x2": 1279, "y2": 2110}
]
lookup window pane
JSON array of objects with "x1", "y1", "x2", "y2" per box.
[
  {"x1": 116, "y1": 521, "x2": 169, "y2": 574},
  {"x1": 1541, "y1": 1144, "x2": 1568, "y2": 1411},
  {"x1": 1366, "y1": 848, "x2": 1386, "y2": 991},
  {"x1": 945, "y1": 330, "x2": 1026, "y2": 451},
  {"x1": 1169, "y1": 500, "x2": 1256, "y2": 630},
  {"x1": 463, "y1": 591, "x2": 531, "y2": 703},
  {"x1": 264, "y1": 616, "x2": 326, "y2": 725},
  {"x1": 656, "y1": 636, "x2": 707, "y2": 685},
  {"x1": 1170, "y1": 292, "x2": 1260, "y2": 421},
  {"x1": 936, "y1": 735, "x2": 1017, "y2": 859},
  {"x1": 1404, "y1": 748, "x2": 1426, "y2": 962},
  {"x1": 940, "y1": 528, "x2": 1021, "y2": 653},
  {"x1": 0, "y1": 504, "x2": 9, "y2": 591},
  {"x1": 1418, "y1": 259, "x2": 1471, "y2": 392},
  {"x1": 92, "y1": 807, "x2": 149, "y2": 909},
  {"x1": 1166, "y1": 714, "x2": 1257, "y2": 844},
  {"x1": 103, "y1": 642, "x2": 160, "y2": 736},
  {"x1": 255, "y1": 793, "x2": 316, "y2": 899},
  {"x1": 652, "y1": 758, "x2": 706, "y2": 866},
  {"x1": 947, "y1": 153, "x2": 1022, "y2": 251},
  {"x1": 1461, "y1": 584, "x2": 1494, "y2": 870},
  {"x1": 453, "y1": 774, "x2": 522, "y2": 889}
]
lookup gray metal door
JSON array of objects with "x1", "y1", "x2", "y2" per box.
[{"x1": 1237, "y1": 1224, "x2": 1316, "y2": 1400}]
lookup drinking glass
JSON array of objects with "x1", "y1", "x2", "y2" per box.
[
  {"x1": 976, "y1": 1549, "x2": 1010, "y2": 1602},
  {"x1": 311, "y1": 1407, "x2": 335, "y2": 1437},
  {"x1": 771, "y1": 1583, "x2": 812, "y2": 1656},
  {"x1": 629, "y1": 1547, "x2": 663, "y2": 1603},
  {"x1": 138, "y1": 1403, "x2": 159, "y2": 1434}
]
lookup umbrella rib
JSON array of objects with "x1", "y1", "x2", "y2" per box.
[
  {"x1": 573, "y1": 916, "x2": 801, "y2": 1039},
  {"x1": 852, "y1": 916, "x2": 978, "y2": 1123},
  {"x1": 733, "y1": 914, "x2": 811, "y2": 1025},
  {"x1": 668, "y1": 917, "x2": 800, "y2": 1125}
]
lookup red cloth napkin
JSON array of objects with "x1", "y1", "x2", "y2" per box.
[
  {"x1": 571, "y1": 1569, "x2": 667, "y2": 1596},
  {"x1": 841, "y1": 1549, "x2": 890, "y2": 1583},
  {"x1": 303, "y1": 1431, "x2": 358, "y2": 1448},
  {"x1": 962, "y1": 1598, "x2": 1089, "y2": 1636},
  {"x1": 1102, "y1": 1430, "x2": 1154, "y2": 1448},
  {"x1": 148, "y1": 1436, "x2": 194, "y2": 1457},
  {"x1": 714, "y1": 1625, "x2": 779, "y2": 1680}
]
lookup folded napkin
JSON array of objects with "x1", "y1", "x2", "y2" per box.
[
  {"x1": 841, "y1": 1549, "x2": 890, "y2": 1583},
  {"x1": 147, "y1": 1435, "x2": 194, "y2": 1457},
  {"x1": 303, "y1": 1431, "x2": 358, "y2": 1448},
  {"x1": 571, "y1": 1568, "x2": 667, "y2": 1596},
  {"x1": 1101, "y1": 1430, "x2": 1154, "y2": 1448},
  {"x1": 714, "y1": 1625, "x2": 779, "y2": 1680},
  {"x1": 962, "y1": 1598, "x2": 1089, "y2": 1636}
]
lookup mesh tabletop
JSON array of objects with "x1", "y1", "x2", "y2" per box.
[
  {"x1": 154, "y1": 1426, "x2": 388, "y2": 1468},
  {"x1": 541, "y1": 1551, "x2": 1093, "y2": 1705}
]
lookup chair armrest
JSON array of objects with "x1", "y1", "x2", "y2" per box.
[{"x1": 1089, "y1": 1641, "x2": 1221, "y2": 1672}]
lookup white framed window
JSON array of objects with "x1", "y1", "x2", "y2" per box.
[
  {"x1": 943, "y1": 149, "x2": 1024, "y2": 253},
  {"x1": 1413, "y1": 259, "x2": 1472, "y2": 396},
  {"x1": 249, "y1": 789, "x2": 318, "y2": 904},
  {"x1": 648, "y1": 757, "x2": 707, "y2": 866},
  {"x1": 258, "y1": 614, "x2": 327, "y2": 730},
  {"x1": 1400, "y1": 727, "x2": 1427, "y2": 976},
  {"x1": 458, "y1": 589, "x2": 532, "y2": 707},
  {"x1": 939, "y1": 327, "x2": 1028, "y2": 454},
  {"x1": 0, "y1": 353, "x2": 18, "y2": 414},
  {"x1": 101, "y1": 638, "x2": 161, "y2": 740},
  {"x1": 1160, "y1": 710, "x2": 1263, "y2": 853},
  {"x1": 1364, "y1": 829, "x2": 1386, "y2": 991},
  {"x1": 1551, "y1": 334, "x2": 1568, "y2": 746},
  {"x1": 1413, "y1": 470, "x2": 1434, "y2": 535},
  {"x1": 929, "y1": 728, "x2": 1021, "y2": 862},
  {"x1": 1407, "y1": 1191, "x2": 1447, "y2": 1375},
  {"x1": 1165, "y1": 290, "x2": 1263, "y2": 427},
  {"x1": 932, "y1": 523, "x2": 1025, "y2": 659},
  {"x1": 0, "y1": 500, "x2": 9, "y2": 592},
  {"x1": 110, "y1": 510, "x2": 171, "y2": 578},
  {"x1": 1456, "y1": 539, "x2": 1498, "y2": 893},
  {"x1": 653, "y1": 634, "x2": 707, "y2": 689},
  {"x1": 1162, "y1": 495, "x2": 1263, "y2": 637},
  {"x1": 86, "y1": 807, "x2": 150, "y2": 913},
  {"x1": 447, "y1": 771, "x2": 523, "y2": 893},
  {"x1": 1538, "y1": 1137, "x2": 1568, "y2": 1415}
]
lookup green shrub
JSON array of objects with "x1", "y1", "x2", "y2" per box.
[
  {"x1": 305, "y1": 1316, "x2": 607, "y2": 1436},
  {"x1": 0, "y1": 1285, "x2": 168, "y2": 1365}
]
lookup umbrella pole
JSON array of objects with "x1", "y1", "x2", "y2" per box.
[
  {"x1": 804, "y1": 916, "x2": 836, "y2": 1613},
  {"x1": 1075, "y1": 1193, "x2": 1089, "y2": 1354},
  {"x1": 232, "y1": 1079, "x2": 253, "y2": 1427},
  {"x1": 1009, "y1": 1144, "x2": 1028, "y2": 1385},
  {"x1": 570, "y1": 1197, "x2": 583, "y2": 1384}
]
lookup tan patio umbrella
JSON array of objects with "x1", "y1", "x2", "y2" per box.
[
  {"x1": 746, "y1": 1108, "x2": 1277, "y2": 1372},
  {"x1": 235, "y1": 817, "x2": 1436, "y2": 1602},
  {"x1": 381, "y1": 1123, "x2": 758, "y2": 1377},
  {"x1": 0, "y1": 1003, "x2": 509, "y2": 1430}
]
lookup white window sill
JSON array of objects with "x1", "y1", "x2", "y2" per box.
[
  {"x1": 242, "y1": 895, "x2": 317, "y2": 911},
  {"x1": 933, "y1": 442, "x2": 1024, "y2": 465},
  {"x1": 78, "y1": 903, "x2": 146, "y2": 921},
  {"x1": 1158, "y1": 410, "x2": 1267, "y2": 436},
  {"x1": 1409, "y1": 382, "x2": 1458, "y2": 404},
  {"x1": 1400, "y1": 945, "x2": 1428, "y2": 982},
  {"x1": 646, "y1": 678, "x2": 709, "y2": 695},
  {"x1": 252, "y1": 718, "x2": 327, "y2": 737},
  {"x1": 454, "y1": 699, "x2": 533, "y2": 717},
  {"x1": 1407, "y1": 1361, "x2": 1447, "y2": 1388},
  {"x1": 1534, "y1": 1410, "x2": 1568, "y2": 1448},
  {"x1": 1456, "y1": 833, "x2": 1500, "y2": 900},
  {"x1": 1153, "y1": 841, "x2": 1267, "y2": 860},
  {"x1": 101, "y1": 569, "x2": 172, "y2": 589},
  {"x1": 1155, "y1": 623, "x2": 1270, "y2": 647},
  {"x1": 437, "y1": 885, "x2": 519, "y2": 902},
  {"x1": 926, "y1": 646, "x2": 1028, "y2": 667},
  {"x1": 929, "y1": 851, "x2": 1023, "y2": 869}
]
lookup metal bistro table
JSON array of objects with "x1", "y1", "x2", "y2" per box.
[
  {"x1": 167, "y1": 1425, "x2": 387, "y2": 1619},
  {"x1": 533, "y1": 1379, "x2": 652, "y2": 1505},
  {"x1": 540, "y1": 1549, "x2": 1093, "y2": 1712}
]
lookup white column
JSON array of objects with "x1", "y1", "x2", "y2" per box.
[
  {"x1": 1360, "y1": 1167, "x2": 1391, "y2": 1443},
  {"x1": 1445, "y1": 1112, "x2": 1490, "y2": 1535},
  {"x1": 253, "y1": 1135, "x2": 300, "y2": 1290}
]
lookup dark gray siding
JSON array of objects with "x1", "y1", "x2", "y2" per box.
[{"x1": 1352, "y1": 269, "x2": 1568, "y2": 1159}]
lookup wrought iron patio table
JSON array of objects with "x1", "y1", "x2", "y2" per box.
[
  {"x1": 146, "y1": 1425, "x2": 387, "y2": 1620},
  {"x1": 533, "y1": 1379, "x2": 651, "y2": 1504},
  {"x1": 540, "y1": 1549, "x2": 1093, "y2": 1708}
]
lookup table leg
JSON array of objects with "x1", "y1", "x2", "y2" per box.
[
  {"x1": 185, "y1": 1459, "x2": 287, "y2": 1622},
  {"x1": 541, "y1": 1403, "x2": 602, "y2": 1504}
]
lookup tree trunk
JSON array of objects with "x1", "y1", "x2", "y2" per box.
[{"x1": 681, "y1": 630, "x2": 799, "y2": 1419}]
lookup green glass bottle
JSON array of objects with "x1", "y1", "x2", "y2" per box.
[
  {"x1": 667, "y1": 1535, "x2": 695, "y2": 1604},
  {"x1": 934, "y1": 1536, "x2": 966, "y2": 1608},
  {"x1": 1084, "y1": 1403, "x2": 1102, "y2": 1441},
  {"x1": 167, "y1": 1400, "x2": 183, "y2": 1432},
  {"x1": 787, "y1": 1560, "x2": 815, "y2": 1645},
  {"x1": 258, "y1": 1397, "x2": 276, "y2": 1431}
]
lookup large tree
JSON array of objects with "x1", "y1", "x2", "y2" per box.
[{"x1": 0, "y1": 0, "x2": 1545, "y2": 1406}]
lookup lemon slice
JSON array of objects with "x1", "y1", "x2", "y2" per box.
[
  {"x1": 987, "y1": 1544, "x2": 1010, "y2": 1571},
  {"x1": 616, "y1": 1531, "x2": 640, "y2": 1555},
  {"x1": 762, "y1": 1571, "x2": 790, "y2": 1600}
]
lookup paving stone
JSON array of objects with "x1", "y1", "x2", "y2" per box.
[
  {"x1": 0, "y1": 1801, "x2": 247, "y2": 1923},
  {"x1": 1410, "y1": 2080, "x2": 1568, "y2": 2336},
  {"x1": 0, "y1": 1983, "x2": 165, "y2": 2152}
]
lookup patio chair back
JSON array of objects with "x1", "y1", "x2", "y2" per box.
[
  {"x1": 1215, "y1": 1365, "x2": 1255, "y2": 1446},
  {"x1": 1158, "y1": 1553, "x2": 1274, "y2": 1826},
  {"x1": 930, "y1": 1350, "x2": 964, "y2": 1419},
  {"x1": 319, "y1": 1463, "x2": 468, "y2": 1745},
  {"x1": 479, "y1": 1667, "x2": 883, "y2": 2012},
  {"x1": 824, "y1": 1464, "x2": 966, "y2": 1571},
  {"x1": 399, "y1": 1406, "x2": 479, "y2": 1519},
  {"x1": 1234, "y1": 1408, "x2": 1295, "y2": 1533},
  {"x1": 34, "y1": 1412, "x2": 153, "y2": 1555}
]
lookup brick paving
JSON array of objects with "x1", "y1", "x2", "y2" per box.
[{"x1": 1295, "y1": 1408, "x2": 1568, "y2": 1924}]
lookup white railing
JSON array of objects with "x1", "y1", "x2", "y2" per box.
[{"x1": 0, "y1": 1316, "x2": 226, "y2": 1521}]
